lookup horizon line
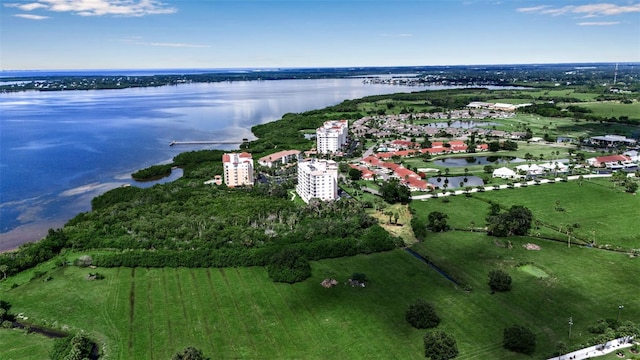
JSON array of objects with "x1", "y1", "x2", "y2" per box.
[{"x1": 2, "y1": 61, "x2": 639, "y2": 73}]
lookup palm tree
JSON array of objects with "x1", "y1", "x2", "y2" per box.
[{"x1": 0, "y1": 265, "x2": 7, "y2": 280}]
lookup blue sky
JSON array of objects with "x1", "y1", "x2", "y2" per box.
[{"x1": 1, "y1": 0, "x2": 639, "y2": 70}]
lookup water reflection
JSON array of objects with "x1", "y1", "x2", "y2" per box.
[{"x1": 432, "y1": 156, "x2": 524, "y2": 167}]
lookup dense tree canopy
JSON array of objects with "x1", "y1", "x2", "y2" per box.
[
  {"x1": 267, "y1": 249, "x2": 312, "y2": 283},
  {"x1": 503, "y1": 325, "x2": 536, "y2": 355},
  {"x1": 486, "y1": 205, "x2": 533, "y2": 237},
  {"x1": 427, "y1": 212, "x2": 450, "y2": 232},
  {"x1": 424, "y1": 330, "x2": 459, "y2": 360},
  {"x1": 380, "y1": 179, "x2": 411, "y2": 204},
  {"x1": 488, "y1": 269, "x2": 512, "y2": 292},
  {"x1": 406, "y1": 299, "x2": 440, "y2": 329},
  {"x1": 50, "y1": 332, "x2": 96, "y2": 360}
]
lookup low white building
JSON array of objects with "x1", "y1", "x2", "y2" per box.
[
  {"x1": 316, "y1": 120, "x2": 348, "y2": 154},
  {"x1": 492, "y1": 167, "x2": 517, "y2": 179},
  {"x1": 296, "y1": 159, "x2": 338, "y2": 203},
  {"x1": 540, "y1": 162, "x2": 568, "y2": 173},
  {"x1": 623, "y1": 150, "x2": 639, "y2": 163},
  {"x1": 515, "y1": 164, "x2": 545, "y2": 176}
]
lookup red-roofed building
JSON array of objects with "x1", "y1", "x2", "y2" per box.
[
  {"x1": 391, "y1": 140, "x2": 420, "y2": 149},
  {"x1": 421, "y1": 148, "x2": 447, "y2": 155},
  {"x1": 377, "y1": 152, "x2": 395, "y2": 159},
  {"x1": 258, "y1": 149, "x2": 301, "y2": 168},
  {"x1": 588, "y1": 155, "x2": 632, "y2": 168},
  {"x1": 403, "y1": 177, "x2": 435, "y2": 191}
]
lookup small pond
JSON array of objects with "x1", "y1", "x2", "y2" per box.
[
  {"x1": 427, "y1": 175, "x2": 484, "y2": 189},
  {"x1": 432, "y1": 156, "x2": 525, "y2": 167}
]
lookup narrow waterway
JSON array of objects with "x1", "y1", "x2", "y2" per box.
[
  {"x1": 404, "y1": 248, "x2": 461, "y2": 286},
  {"x1": 12, "y1": 321, "x2": 68, "y2": 338}
]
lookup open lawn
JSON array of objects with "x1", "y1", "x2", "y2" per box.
[
  {"x1": 411, "y1": 180, "x2": 640, "y2": 249},
  {"x1": 579, "y1": 101, "x2": 640, "y2": 121},
  {"x1": 2, "y1": 251, "x2": 461, "y2": 360},
  {"x1": 3, "y1": 234, "x2": 638, "y2": 360},
  {"x1": 0, "y1": 329, "x2": 55, "y2": 360},
  {"x1": 411, "y1": 232, "x2": 640, "y2": 357}
]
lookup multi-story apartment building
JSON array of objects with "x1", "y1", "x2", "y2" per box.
[
  {"x1": 316, "y1": 120, "x2": 348, "y2": 154},
  {"x1": 222, "y1": 152, "x2": 254, "y2": 187},
  {"x1": 296, "y1": 159, "x2": 338, "y2": 203}
]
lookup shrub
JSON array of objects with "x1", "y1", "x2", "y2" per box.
[
  {"x1": 406, "y1": 299, "x2": 440, "y2": 329},
  {"x1": 50, "y1": 332, "x2": 95, "y2": 360},
  {"x1": 488, "y1": 269, "x2": 512, "y2": 292},
  {"x1": 503, "y1": 324, "x2": 536, "y2": 355},
  {"x1": 75, "y1": 255, "x2": 93, "y2": 267},
  {"x1": 350, "y1": 272, "x2": 367, "y2": 283},
  {"x1": 424, "y1": 330, "x2": 459, "y2": 360},
  {"x1": 172, "y1": 346, "x2": 208, "y2": 360}
]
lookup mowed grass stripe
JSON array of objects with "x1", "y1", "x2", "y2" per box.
[
  {"x1": 243, "y1": 267, "x2": 305, "y2": 358},
  {"x1": 203, "y1": 268, "x2": 238, "y2": 356},
  {"x1": 187, "y1": 270, "x2": 216, "y2": 352},
  {"x1": 131, "y1": 268, "x2": 153, "y2": 360},
  {"x1": 152, "y1": 268, "x2": 180, "y2": 358},
  {"x1": 210, "y1": 268, "x2": 257, "y2": 357},
  {"x1": 111, "y1": 267, "x2": 133, "y2": 360},
  {"x1": 147, "y1": 269, "x2": 172, "y2": 360},
  {"x1": 188, "y1": 270, "x2": 226, "y2": 355},
  {"x1": 178, "y1": 269, "x2": 209, "y2": 347},
  {"x1": 99, "y1": 267, "x2": 123, "y2": 358},
  {"x1": 163, "y1": 268, "x2": 199, "y2": 350},
  {"x1": 232, "y1": 267, "x2": 283, "y2": 358},
  {"x1": 160, "y1": 268, "x2": 178, "y2": 351},
  {"x1": 223, "y1": 268, "x2": 279, "y2": 357}
]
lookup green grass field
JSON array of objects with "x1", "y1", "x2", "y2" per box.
[
  {"x1": 579, "y1": 101, "x2": 640, "y2": 121},
  {"x1": 1, "y1": 251, "x2": 461, "y2": 360},
  {"x1": 411, "y1": 180, "x2": 640, "y2": 249},
  {"x1": 3, "y1": 235, "x2": 638, "y2": 360},
  {"x1": 0, "y1": 329, "x2": 55, "y2": 360},
  {"x1": 410, "y1": 232, "x2": 639, "y2": 358}
]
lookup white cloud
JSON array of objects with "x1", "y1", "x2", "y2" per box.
[
  {"x1": 4, "y1": 0, "x2": 177, "y2": 17},
  {"x1": 516, "y1": 5, "x2": 550, "y2": 13},
  {"x1": 517, "y1": 3, "x2": 640, "y2": 17},
  {"x1": 5, "y1": 2, "x2": 49, "y2": 11},
  {"x1": 13, "y1": 13, "x2": 49, "y2": 20},
  {"x1": 577, "y1": 21, "x2": 621, "y2": 25}
]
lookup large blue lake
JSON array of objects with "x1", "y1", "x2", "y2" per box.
[{"x1": 2, "y1": 78, "x2": 440, "y2": 251}]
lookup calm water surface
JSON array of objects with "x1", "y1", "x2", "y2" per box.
[{"x1": 1, "y1": 78, "x2": 443, "y2": 250}]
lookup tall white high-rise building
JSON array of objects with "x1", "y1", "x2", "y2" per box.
[
  {"x1": 296, "y1": 159, "x2": 338, "y2": 203},
  {"x1": 222, "y1": 152, "x2": 254, "y2": 187},
  {"x1": 316, "y1": 120, "x2": 348, "y2": 154}
]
